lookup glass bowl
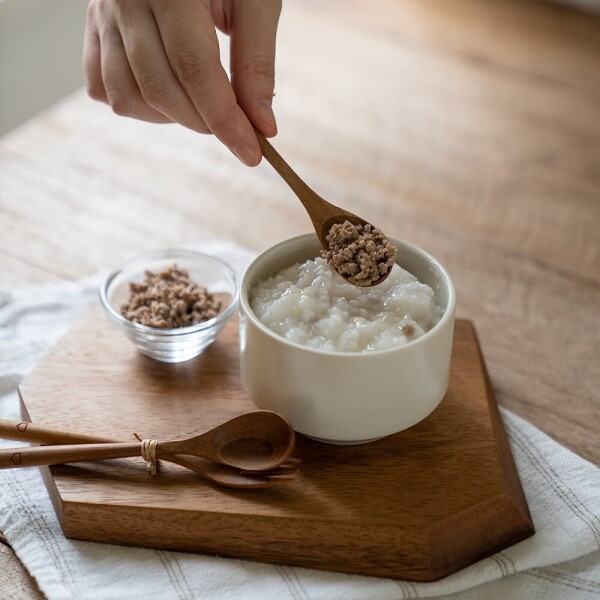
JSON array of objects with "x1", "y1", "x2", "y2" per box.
[{"x1": 100, "y1": 249, "x2": 239, "y2": 363}]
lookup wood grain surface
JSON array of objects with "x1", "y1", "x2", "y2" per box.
[
  {"x1": 1, "y1": 0, "x2": 599, "y2": 596},
  {"x1": 18, "y1": 310, "x2": 533, "y2": 581}
]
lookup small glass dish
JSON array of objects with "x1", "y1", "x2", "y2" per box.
[{"x1": 100, "y1": 248, "x2": 239, "y2": 363}]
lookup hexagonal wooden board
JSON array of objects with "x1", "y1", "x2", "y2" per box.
[{"x1": 18, "y1": 306, "x2": 534, "y2": 581}]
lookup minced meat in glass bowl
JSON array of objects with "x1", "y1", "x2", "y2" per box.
[{"x1": 100, "y1": 249, "x2": 238, "y2": 363}]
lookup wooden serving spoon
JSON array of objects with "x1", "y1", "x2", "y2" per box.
[
  {"x1": 0, "y1": 411, "x2": 295, "y2": 473},
  {"x1": 0, "y1": 418, "x2": 298, "y2": 489},
  {"x1": 255, "y1": 130, "x2": 394, "y2": 287}
]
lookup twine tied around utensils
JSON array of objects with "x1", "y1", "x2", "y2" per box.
[{"x1": 133, "y1": 433, "x2": 158, "y2": 477}]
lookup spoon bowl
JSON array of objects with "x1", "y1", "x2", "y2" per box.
[{"x1": 186, "y1": 411, "x2": 296, "y2": 471}]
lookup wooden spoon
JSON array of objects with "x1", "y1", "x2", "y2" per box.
[
  {"x1": 255, "y1": 129, "x2": 394, "y2": 287},
  {"x1": 0, "y1": 411, "x2": 295, "y2": 472},
  {"x1": 0, "y1": 418, "x2": 298, "y2": 489}
]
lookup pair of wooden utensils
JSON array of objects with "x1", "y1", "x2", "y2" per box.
[{"x1": 0, "y1": 411, "x2": 298, "y2": 489}]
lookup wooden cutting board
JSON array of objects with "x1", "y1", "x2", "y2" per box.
[{"x1": 18, "y1": 306, "x2": 534, "y2": 582}]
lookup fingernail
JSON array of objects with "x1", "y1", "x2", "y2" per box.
[
  {"x1": 233, "y1": 143, "x2": 260, "y2": 167},
  {"x1": 258, "y1": 100, "x2": 277, "y2": 134}
]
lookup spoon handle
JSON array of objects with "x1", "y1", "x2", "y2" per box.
[
  {"x1": 0, "y1": 442, "x2": 141, "y2": 469},
  {"x1": 255, "y1": 130, "x2": 312, "y2": 201},
  {"x1": 0, "y1": 419, "x2": 206, "y2": 472},
  {"x1": 254, "y1": 129, "x2": 338, "y2": 223},
  {"x1": 0, "y1": 418, "x2": 110, "y2": 445}
]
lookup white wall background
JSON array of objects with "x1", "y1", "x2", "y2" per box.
[{"x1": 0, "y1": 0, "x2": 88, "y2": 136}]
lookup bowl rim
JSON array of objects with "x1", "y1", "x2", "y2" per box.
[
  {"x1": 100, "y1": 248, "x2": 239, "y2": 336},
  {"x1": 240, "y1": 233, "x2": 456, "y2": 357}
]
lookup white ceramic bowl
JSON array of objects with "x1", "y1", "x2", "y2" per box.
[
  {"x1": 100, "y1": 249, "x2": 239, "y2": 363},
  {"x1": 239, "y1": 234, "x2": 456, "y2": 444}
]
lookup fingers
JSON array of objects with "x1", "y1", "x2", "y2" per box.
[
  {"x1": 99, "y1": 22, "x2": 172, "y2": 123},
  {"x1": 85, "y1": 1, "x2": 171, "y2": 124},
  {"x1": 83, "y1": 5, "x2": 107, "y2": 103},
  {"x1": 116, "y1": 4, "x2": 211, "y2": 134},
  {"x1": 153, "y1": 0, "x2": 261, "y2": 166},
  {"x1": 230, "y1": 0, "x2": 282, "y2": 138},
  {"x1": 83, "y1": 0, "x2": 275, "y2": 167}
]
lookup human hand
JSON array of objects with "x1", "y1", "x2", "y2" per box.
[{"x1": 83, "y1": 0, "x2": 282, "y2": 166}]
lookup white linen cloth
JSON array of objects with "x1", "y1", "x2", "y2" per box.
[{"x1": 1, "y1": 241, "x2": 599, "y2": 600}]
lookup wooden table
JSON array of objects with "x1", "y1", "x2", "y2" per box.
[{"x1": 1, "y1": 0, "x2": 599, "y2": 597}]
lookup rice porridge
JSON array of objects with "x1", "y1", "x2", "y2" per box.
[{"x1": 250, "y1": 257, "x2": 442, "y2": 352}]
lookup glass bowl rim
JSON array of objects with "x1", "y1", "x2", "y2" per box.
[{"x1": 99, "y1": 248, "x2": 239, "y2": 337}]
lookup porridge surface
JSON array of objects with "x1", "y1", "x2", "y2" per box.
[{"x1": 250, "y1": 257, "x2": 441, "y2": 352}]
